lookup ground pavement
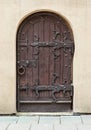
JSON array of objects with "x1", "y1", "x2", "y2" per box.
[{"x1": 0, "y1": 115, "x2": 91, "y2": 130}]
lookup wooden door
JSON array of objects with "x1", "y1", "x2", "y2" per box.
[{"x1": 17, "y1": 12, "x2": 74, "y2": 112}]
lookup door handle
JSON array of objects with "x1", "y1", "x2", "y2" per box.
[{"x1": 18, "y1": 65, "x2": 25, "y2": 75}]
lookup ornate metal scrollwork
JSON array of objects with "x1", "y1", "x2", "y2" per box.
[
  {"x1": 31, "y1": 84, "x2": 73, "y2": 101},
  {"x1": 53, "y1": 30, "x2": 61, "y2": 40},
  {"x1": 62, "y1": 31, "x2": 71, "y2": 41},
  {"x1": 52, "y1": 73, "x2": 59, "y2": 85},
  {"x1": 34, "y1": 34, "x2": 39, "y2": 42},
  {"x1": 52, "y1": 49, "x2": 60, "y2": 60}
]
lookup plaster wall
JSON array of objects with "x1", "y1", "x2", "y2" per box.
[{"x1": 0, "y1": 0, "x2": 91, "y2": 114}]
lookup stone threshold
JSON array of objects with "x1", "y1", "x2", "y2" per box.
[{"x1": 16, "y1": 112, "x2": 73, "y2": 116}]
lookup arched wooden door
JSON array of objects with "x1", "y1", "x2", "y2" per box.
[{"x1": 17, "y1": 12, "x2": 74, "y2": 112}]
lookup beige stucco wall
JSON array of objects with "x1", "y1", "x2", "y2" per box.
[{"x1": 0, "y1": 0, "x2": 91, "y2": 114}]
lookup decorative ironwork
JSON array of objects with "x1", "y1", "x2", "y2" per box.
[
  {"x1": 31, "y1": 84, "x2": 73, "y2": 101},
  {"x1": 31, "y1": 41, "x2": 71, "y2": 47},
  {"x1": 53, "y1": 31, "x2": 60, "y2": 40},
  {"x1": 33, "y1": 46, "x2": 39, "y2": 60},
  {"x1": 33, "y1": 47, "x2": 39, "y2": 55},
  {"x1": 34, "y1": 34, "x2": 39, "y2": 42},
  {"x1": 62, "y1": 31, "x2": 71, "y2": 41},
  {"x1": 31, "y1": 42, "x2": 58, "y2": 47},
  {"x1": 52, "y1": 73, "x2": 59, "y2": 84},
  {"x1": 17, "y1": 59, "x2": 37, "y2": 68},
  {"x1": 19, "y1": 83, "x2": 29, "y2": 95},
  {"x1": 19, "y1": 83, "x2": 73, "y2": 101},
  {"x1": 52, "y1": 49, "x2": 60, "y2": 60},
  {"x1": 31, "y1": 41, "x2": 74, "y2": 55}
]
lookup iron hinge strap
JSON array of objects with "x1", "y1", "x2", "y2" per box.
[
  {"x1": 17, "y1": 60, "x2": 37, "y2": 68},
  {"x1": 31, "y1": 41, "x2": 74, "y2": 47},
  {"x1": 32, "y1": 85, "x2": 73, "y2": 100},
  {"x1": 19, "y1": 84, "x2": 73, "y2": 101}
]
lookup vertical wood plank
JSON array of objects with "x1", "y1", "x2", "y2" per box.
[
  {"x1": 27, "y1": 23, "x2": 34, "y2": 98},
  {"x1": 32, "y1": 21, "x2": 39, "y2": 98}
]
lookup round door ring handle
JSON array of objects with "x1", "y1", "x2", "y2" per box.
[{"x1": 18, "y1": 65, "x2": 25, "y2": 75}]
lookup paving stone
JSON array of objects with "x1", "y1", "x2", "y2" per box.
[
  {"x1": 17, "y1": 116, "x2": 39, "y2": 124},
  {"x1": 0, "y1": 115, "x2": 91, "y2": 130},
  {"x1": 7, "y1": 124, "x2": 31, "y2": 130},
  {"x1": 61, "y1": 116, "x2": 82, "y2": 125},
  {"x1": 81, "y1": 115, "x2": 91, "y2": 125},
  {"x1": 0, "y1": 116, "x2": 18, "y2": 123},
  {"x1": 31, "y1": 124, "x2": 53, "y2": 130},
  {"x1": 54, "y1": 124, "x2": 77, "y2": 130},
  {"x1": 39, "y1": 116, "x2": 60, "y2": 124},
  {"x1": 77, "y1": 125, "x2": 91, "y2": 130},
  {"x1": 0, "y1": 123, "x2": 10, "y2": 130}
]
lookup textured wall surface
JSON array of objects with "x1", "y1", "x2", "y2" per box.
[{"x1": 0, "y1": 0, "x2": 91, "y2": 114}]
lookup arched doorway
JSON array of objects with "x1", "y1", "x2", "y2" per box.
[{"x1": 16, "y1": 12, "x2": 74, "y2": 112}]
